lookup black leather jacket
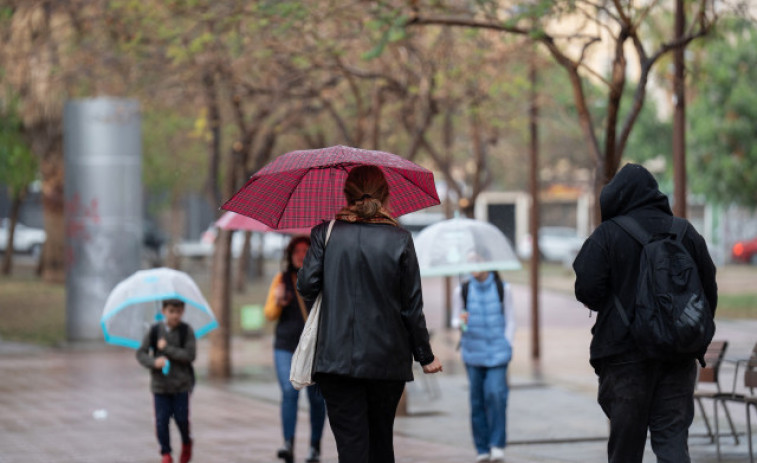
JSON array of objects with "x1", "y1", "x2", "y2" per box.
[{"x1": 297, "y1": 219, "x2": 435, "y2": 382}]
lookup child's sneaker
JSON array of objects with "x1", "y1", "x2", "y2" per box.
[
  {"x1": 161, "y1": 454, "x2": 173, "y2": 463},
  {"x1": 490, "y1": 447, "x2": 505, "y2": 462},
  {"x1": 179, "y1": 441, "x2": 192, "y2": 463},
  {"x1": 475, "y1": 453, "x2": 489, "y2": 462}
]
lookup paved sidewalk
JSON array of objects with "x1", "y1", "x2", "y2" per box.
[{"x1": 1, "y1": 284, "x2": 755, "y2": 462}]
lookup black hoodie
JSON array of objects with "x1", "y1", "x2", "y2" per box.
[{"x1": 573, "y1": 163, "x2": 717, "y2": 370}]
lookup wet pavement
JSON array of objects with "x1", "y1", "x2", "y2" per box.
[{"x1": 1, "y1": 283, "x2": 755, "y2": 463}]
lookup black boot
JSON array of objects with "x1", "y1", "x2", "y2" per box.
[
  {"x1": 305, "y1": 441, "x2": 320, "y2": 462},
  {"x1": 277, "y1": 438, "x2": 294, "y2": 463}
]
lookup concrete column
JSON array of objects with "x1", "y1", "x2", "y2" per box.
[{"x1": 64, "y1": 98, "x2": 142, "y2": 341}]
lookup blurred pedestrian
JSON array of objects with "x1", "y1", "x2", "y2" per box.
[
  {"x1": 264, "y1": 235, "x2": 326, "y2": 463},
  {"x1": 136, "y1": 299, "x2": 196, "y2": 463},
  {"x1": 298, "y1": 165, "x2": 443, "y2": 463},
  {"x1": 452, "y1": 267, "x2": 515, "y2": 463},
  {"x1": 573, "y1": 163, "x2": 717, "y2": 463}
]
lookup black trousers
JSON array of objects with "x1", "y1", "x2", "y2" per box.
[
  {"x1": 315, "y1": 373, "x2": 405, "y2": 463},
  {"x1": 597, "y1": 355, "x2": 697, "y2": 463}
]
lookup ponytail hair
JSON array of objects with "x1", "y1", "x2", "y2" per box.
[{"x1": 343, "y1": 165, "x2": 390, "y2": 219}]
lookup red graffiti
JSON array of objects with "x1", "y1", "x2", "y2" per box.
[{"x1": 65, "y1": 192, "x2": 102, "y2": 268}]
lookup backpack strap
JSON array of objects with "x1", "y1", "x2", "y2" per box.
[
  {"x1": 461, "y1": 277, "x2": 505, "y2": 312},
  {"x1": 610, "y1": 216, "x2": 648, "y2": 329},
  {"x1": 611, "y1": 215, "x2": 651, "y2": 245},
  {"x1": 178, "y1": 322, "x2": 188, "y2": 347},
  {"x1": 152, "y1": 322, "x2": 189, "y2": 349},
  {"x1": 670, "y1": 217, "x2": 688, "y2": 242},
  {"x1": 613, "y1": 295, "x2": 631, "y2": 327},
  {"x1": 461, "y1": 281, "x2": 469, "y2": 311},
  {"x1": 149, "y1": 323, "x2": 160, "y2": 356}
]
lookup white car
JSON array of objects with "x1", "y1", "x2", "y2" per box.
[
  {"x1": 0, "y1": 218, "x2": 46, "y2": 258},
  {"x1": 518, "y1": 226, "x2": 585, "y2": 264}
]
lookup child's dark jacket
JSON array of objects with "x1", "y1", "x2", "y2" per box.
[{"x1": 136, "y1": 321, "x2": 196, "y2": 394}]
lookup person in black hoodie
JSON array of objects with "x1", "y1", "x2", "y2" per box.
[{"x1": 573, "y1": 163, "x2": 717, "y2": 463}]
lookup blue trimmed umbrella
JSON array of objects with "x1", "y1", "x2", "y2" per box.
[
  {"x1": 413, "y1": 217, "x2": 521, "y2": 277},
  {"x1": 100, "y1": 267, "x2": 218, "y2": 349}
]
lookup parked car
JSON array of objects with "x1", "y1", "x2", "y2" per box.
[
  {"x1": 517, "y1": 226, "x2": 586, "y2": 264},
  {"x1": 732, "y1": 236, "x2": 757, "y2": 265},
  {"x1": 0, "y1": 218, "x2": 46, "y2": 258}
]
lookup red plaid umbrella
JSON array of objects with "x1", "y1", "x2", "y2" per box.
[{"x1": 221, "y1": 145, "x2": 440, "y2": 229}]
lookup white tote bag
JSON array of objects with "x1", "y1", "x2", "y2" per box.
[{"x1": 290, "y1": 220, "x2": 335, "y2": 390}]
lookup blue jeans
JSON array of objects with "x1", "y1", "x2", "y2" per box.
[
  {"x1": 274, "y1": 348, "x2": 326, "y2": 444},
  {"x1": 465, "y1": 364, "x2": 509, "y2": 455},
  {"x1": 153, "y1": 391, "x2": 191, "y2": 455}
]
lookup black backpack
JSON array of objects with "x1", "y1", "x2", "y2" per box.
[
  {"x1": 611, "y1": 215, "x2": 714, "y2": 366},
  {"x1": 149, "y1": 322, "x2": 195, "y2": 387}
]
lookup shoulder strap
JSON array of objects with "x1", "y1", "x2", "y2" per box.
[
  {"x1": 293, "y1": 272, "x2": 309, "y2": 322},
  {"x1": 178, "y1": 322, "x2": 188, "y2": 347},
  {"x1": 613, "y1": 294, "x2": 631, "y2": 327},
  {"x1": 149, "y1": 323, "x2": 160, "y2": 356},
  {"x1": 295, "y1": 219, "x2": 336, "y2": 321},
  {"x1": 461, "y1": 278, "x2": 505, "y2": 312},
  {"x1": 324, "y1": 219, "x2": 336, "y2": 245},
  {"x1": 461, "y1": 281, "x2": 469, "y2": 311},
  {"x1": 670, "y1": 217, "x2": 688, "y2": 242},
  {"x1": 611, "y1": 215, "x2": 651, "y2": 245},
  {"x1": 151, "y1": 323, "x2": 188, "y2": 350}
]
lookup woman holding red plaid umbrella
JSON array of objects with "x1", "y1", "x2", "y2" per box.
[{"x1": 297, "y1": 165, "x2": 443, "y2": 463}]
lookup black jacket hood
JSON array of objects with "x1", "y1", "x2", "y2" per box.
[{"x1": 600, "y1": 163, "x2": 673, "y2": 222}]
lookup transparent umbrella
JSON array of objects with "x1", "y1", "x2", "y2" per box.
[
  {"x1": 100, "y1": 267, "x2": 218, "y2": 349},
  {"x1": 413, "y1": 217, "x2": 521, "y2": 277}
]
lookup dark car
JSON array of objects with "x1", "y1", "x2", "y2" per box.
[{"x1": 732, "y1": 236, "x2": 757, "y2": 265}]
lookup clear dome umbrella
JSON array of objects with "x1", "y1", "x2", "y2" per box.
[
  {"x1": 413, "y1": 217, "x2": 521, "y2": 277},
  {"x1": 100, "y1": 267, "x2": 218, "y2": 349}
]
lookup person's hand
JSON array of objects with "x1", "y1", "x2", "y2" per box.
[
  {"x1": 459, "y1": 312, "x2": 469, "y2": 324},
  {"x1": 422, "y1": 357, "x2": 443, "y2": 374},
  {"x1": 154, "y1": 356, "x2": 167, "y2": 368},
  {"x1": 275, "y1": 283, "x2": 291, "y2": 306},
  {"x1": 157, "y1": 338, "x2": 167, "y2": 350}
]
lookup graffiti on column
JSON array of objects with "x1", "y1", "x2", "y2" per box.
[{"x1": 65, "y1": 192, "x2": 101, "y2": 269}]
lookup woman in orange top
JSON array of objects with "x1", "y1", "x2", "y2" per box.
[{"x1": 264, "y1": 236, "x2": 326, "y2": 463}]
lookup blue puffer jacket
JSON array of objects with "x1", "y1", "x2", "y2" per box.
[{"x1": 460, "y1": 273, "x2": 512, "y2": 367}]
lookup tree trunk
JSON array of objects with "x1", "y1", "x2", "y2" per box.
[
  {"x1": 208, "y1": 229, "x2": 233, "y2": 379},
  {"x1": 1, "y1": 195, "x2": 23, "y2": 275},
  {"x1": 234, "y1": 231, "x2": 252, "y2": 292},
  {"x1": 39, "y1": 141, "x2": 65, "y2": 283},
  {"x1": 528, "y1": 54, "x2": 541, "y2": 371},
  {"x1": 672, "y1": 0, "x2": 687, "y2": 218},
  {"x1": 165, "y1": 191, "x2": 184, "y2": 270}
]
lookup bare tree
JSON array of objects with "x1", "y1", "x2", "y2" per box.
[{"x1": 406, "y1": 0, "x2": 723, "y2": 223}]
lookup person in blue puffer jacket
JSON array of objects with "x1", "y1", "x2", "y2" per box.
[{"x1": 452, "y1": 269, "x2": 516, "y2": 463}]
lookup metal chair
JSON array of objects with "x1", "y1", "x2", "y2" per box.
[
  {"x1": 715, "y1": 342, "x2": 757, "y2": 463},
  {"x1": 695, "y1": 340, "x2": 739, "y2": 444}
]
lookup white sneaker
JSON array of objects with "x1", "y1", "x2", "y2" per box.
[
  {"x1": 490, "y1": 447, "x2": 505, "y2": 461},
  {"x1": 475, "y1": 453, "x2": 490, "y2": 462}
]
